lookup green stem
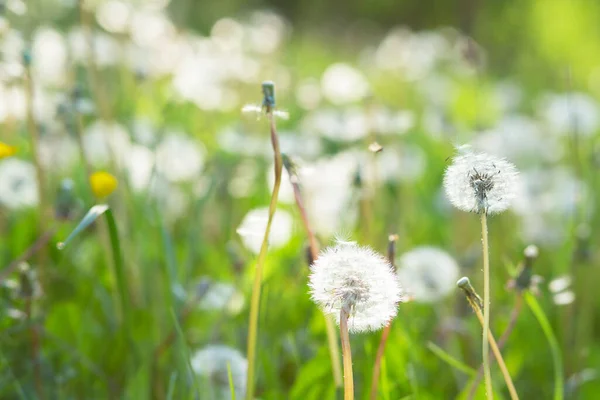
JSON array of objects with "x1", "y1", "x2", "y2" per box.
[
  {"x1": 468, "y1": 294, "x2": 523, "y2": 400},
  {"x1": 525, "y1": 293, "x2": 563, "y2": 400},
  {"x1": 340, "y1": 307, "x2": 354, "y2": 400},
  {"x1": 471, "y1": 298, "x2": 519, "y2": 400},
  {"x1": 480, "y1": 213, "x2": 493, "y2": 399},
  {"x1": 245, "y1": 112, "x2": 282, "y2": 400}
]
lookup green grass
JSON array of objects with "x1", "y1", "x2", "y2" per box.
[{"x1": 2, "y1": 2, "x2": 600, "y2": 399}]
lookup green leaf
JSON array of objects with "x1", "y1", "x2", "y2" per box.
[{"x1": 57, "y1": 204, "x2": 109, "y2": 250}]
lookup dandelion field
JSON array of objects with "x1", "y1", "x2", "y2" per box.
[{"x1": 2, "y1": 1, "x2": 600, "y2": 399}]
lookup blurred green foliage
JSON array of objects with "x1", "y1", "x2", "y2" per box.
[{"x1": 1, "y1": 0, "x2": 600, "y2": 399}]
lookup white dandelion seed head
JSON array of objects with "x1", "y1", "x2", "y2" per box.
[
  {"x1": 155, "y1": 132, "x2": 205, "y2": 183},
  {"x1": 443, "y1": 149, "x2": 519, "y2": 214},
  {"x1": 308, "y1": 241, "x2": 403, "y2": 333},
  {"x1": 198, "y1": 281, "x2": 245, "y2": 315},
  {"x1": 191, "y1": 345, "x2": 247, "y2": 399},
  {"x1": 0, "y1": 159, "x2": 39, "y2": 209},
  {"x1": 396, "y1": 246, "x2": 460, "y2": 303},
  {"x1": 236, "y1": 207, "x2": 293, "y2": 254}
]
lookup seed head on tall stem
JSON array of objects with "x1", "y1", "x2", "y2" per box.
[
  {"x1": 444, "y1": 147, "x2": 519, "y2": 400},
  {"x1": 309, "y1": 240, "x2": 403, "y2": 400}
]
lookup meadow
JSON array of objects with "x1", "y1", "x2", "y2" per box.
[{"x1": 1, "y1": 0, "x2": 600, "y2": 399}]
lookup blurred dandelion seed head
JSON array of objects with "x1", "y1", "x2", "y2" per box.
[
  {"x1": 444, "y1": 149, "x2": 519, "y2": 214},
  {"x1": 397, "y1": 246, "x2": 460, "y2": 303},
  {"x1": 0, "y1": 159, "x2": 39, "y2": 209},
  {"x1": 191, "y1": 345, "x2": 247, "y2": 399},
  {"x1": 308, "y1": 240, "x2": 403, "y2": 333},
  {"x1": 236, "y1": 207, "x2": 293, "y2": 254},
  {"x1": 198, "y1": 281, "x2": 245, "y2": 315},
  {"x1": 155, "y1": 133, "x2": 205, "y2": 182}
]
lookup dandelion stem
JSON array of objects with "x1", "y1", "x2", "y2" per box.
[
  {"x1": 471, "y1": 298, "x2": 519, "y2": 400},
  {"x1": 245, "y1": 111, "x2": 282, "y2": 400},
  {"x1": 340, "y1": 306, "x2": 354, "y2": 400},
  {"x1": 369, "y1": 234, "x2": 398, "y2": 400},
  {"x1": 458, "y1": 277, "x2": 519, "y2": 400},
  {"x1": 480, "y1": 213, "x2": 493, "y2": 399},
  {"x1": 467, "y1": 294, "x2": 523, "y2": 400},
  {"x1": 284, "y1": 155, "x2": 343, "y2": 389}
]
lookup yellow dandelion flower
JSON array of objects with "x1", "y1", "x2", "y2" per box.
[
  {"x1": 0, "y1": 142, "x2": 17, "y2": 159},
  {"x1": 90, "y1": 171, "x2": 118, "y2": 198}
]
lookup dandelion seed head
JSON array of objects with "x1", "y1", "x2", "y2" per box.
[
  {"x1": 191, "y1": 345, "x2": 247, "y2": 399},
  {"x1": 0, "y1": 159, "x2": 39, "y2": 209},
  {"x1": 549, "y1": 274, "x2": 571, "y2": 293},
  {"x1": 308, "y1": 241, "x2": 403, "y2": 333},
  {"x1": 397, "y1": 246, "x2": 460, "y2": 303},
  {"x1": 197, "y1": 281, "x2": 245, "y2": 315},
  {"x1": 236, "y1": 207, "x2": 293, "y2": 254},
  {"x1": 553, "y1": 290, "x2": 575, "y2": 306},
  {"x1": 443, "y1": 149, "x2": 519, "y2": 214}
]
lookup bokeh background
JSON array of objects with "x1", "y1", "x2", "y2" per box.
[{"x1": 1, "y1": 0, "x2": 600, "y2": 398}]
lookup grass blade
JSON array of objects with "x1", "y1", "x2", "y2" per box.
[
  {"x1": 166, "y1": 372, "x2": 177, "y2": 400},
  {"x1": 525, "y1": 293, "x2": 564, "y2": 400},
  {"x1": 427, "y1": 341, "x2": 477, "y2": 377},
  {"x1": 227, "y1": 362, "x2": 236, "y2": 400},
  {"x1": 104, "y1": 208, "x2": 131, "y2": 324},
  {"x1": 170, "y1": 308, "x2": 200, "y2": 399}
]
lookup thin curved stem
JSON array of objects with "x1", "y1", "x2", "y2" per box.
[
  {"x1": 480, "y1": 213, "x2": 493, "y2": 399},
  {"x1": 471, "y1": 299, "x2": 520, "y2": 400},
  {"x1": 370, "y1": 323, "x2": 392, "y2": 400},
  {"x1": 340, "y1": 307, "x2": 354, "y2": 400},
  {"x1": 245, "y1": 113, "x2": 282, "y2": 400},
  {"x1": 467, "y1": 294, "x2": 523, "y2": 400}
]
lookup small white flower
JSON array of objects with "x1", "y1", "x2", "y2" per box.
[
  {"x1": 396, "y1": 246, "x2": 460, "y2": 303},
  {"x1": 443, "y1": 149, "x2": 519, "y2": 214},
  {"x1": 191, "y1": 345, "x2": 247, "y2": 399},
  {"x1": 308, "y1": 241, "x2": 402, "y2": 333},
  {"x1": 0, "y1": 159, "x2": 39, "y2": 209}
]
